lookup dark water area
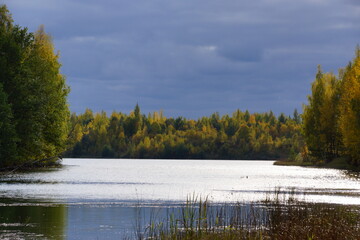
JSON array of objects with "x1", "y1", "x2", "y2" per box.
[
  {"x1": 0, "y1": 199, "x2": 66, "y2": 239},
  {"x1": 0, "y1": 159, "x2": 359, "y2": 239},
  {"x1": 0, "y1": 198, "x2": 261, "y2": 239}
]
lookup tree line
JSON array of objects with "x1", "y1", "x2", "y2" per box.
[
  {"x1": 65, "y1": 106, "x2": 303, "y2": 160},
  {"x1": 303, "y1": 47, "x2": 360, "y2": 167},
  {"x1": 1, "y1": 4, "x2": 359, "y2": 169},
  {"x1": 0, "y1": 5, "x2": 69, "y2": 169}
]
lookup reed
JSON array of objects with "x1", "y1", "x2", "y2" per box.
[{"x1": 133, "y1": 191, "x2": 360, "y2": 240}]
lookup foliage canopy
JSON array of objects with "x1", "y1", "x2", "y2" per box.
[
  {"x1": 65, "y1": 107, "x2": 303, "y2": 160},
  {"x1": 0, "y1": 5, "x2": 69, "y2": 169},
  {"x1": 303, "y1": 47, "x2": 360, "y2": 167}
]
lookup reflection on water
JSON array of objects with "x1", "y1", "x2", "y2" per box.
[
  {"x1": 0, "y1": 159, "x2": 359, "y2": 238},
  {"x1": 0, "y1": 199, "x2": 66, "y2": 239}
]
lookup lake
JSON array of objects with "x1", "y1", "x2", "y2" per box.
[{"x1": 0, "y1": 159, "x2": 359, "y2": 239}]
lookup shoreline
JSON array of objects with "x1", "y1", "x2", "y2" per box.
[{"x1": 274, "y1": 159, "x2": 360, "y2": 172}]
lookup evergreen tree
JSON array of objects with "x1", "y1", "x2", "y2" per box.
[{"x1": 293, "y1": 109, "x2": 301, "y2": 124}]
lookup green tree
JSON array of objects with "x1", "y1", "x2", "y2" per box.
[
  {"x1": 293, "y1": 109, "x2": 301, "y2": 124},
  {"x1": 303, "y1": 66, "x2": 342, "y2": 163},
  {"x1": 0, "y1": 5, "x2": 69, "y2": 168},
  {"x1": 0, "y1": 83, "x2": 18, "y2": 167},
  {"x1": 28, "y1": 26, "x2": 70, "y2": 161},
  {"x1": 303, "y1": 67, "x2": 326, "y2": 162}
]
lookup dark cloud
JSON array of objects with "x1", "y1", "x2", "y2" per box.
[
  {"x1": 4, "y1": 0, "x2": 360, "y2": 118},
  {"x1": 345, "y1": 0, "x2": 360, "y2": 6},
  {"x1": 217, "y1": 44, "x2": 263, "y2": 62}
]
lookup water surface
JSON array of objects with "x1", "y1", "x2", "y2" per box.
[{"x1": 0, "y1": 159, "x2": 359, "y2": 239}]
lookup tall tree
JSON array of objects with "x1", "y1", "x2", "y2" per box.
[
  {"x1": 303, "y1": 67, "x2": 336, "y2": 162},
  {"x1": 303, "y1": 65, "x2": 343, "y2": 163},
  {"x1": 0, "y1": 5, "x2": 35, "y2": 165},
  {"x1": 319, "y1": 72, "x2": 342, "y2": 161},
  {"x1": 0, "y1": 5, "x2": 70, "y2": 168},
  {"x1": 338, "y1": 47, "x2": 360, "y2": 166},
  {"x1": 29, "y1": 26, "x2": 70, "y2": 161}
]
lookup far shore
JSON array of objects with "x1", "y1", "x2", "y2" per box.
[{"x1": 274, "y1": 158, "x2": 360, "y2": 172}]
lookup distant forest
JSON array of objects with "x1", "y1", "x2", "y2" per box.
[{"x1": 65, "y1": 107, "x2": 304, "y2": 160}]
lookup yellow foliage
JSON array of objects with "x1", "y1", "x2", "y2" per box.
[{"x1": 339, "y1": 49, "x2": 360, "y2": 163}]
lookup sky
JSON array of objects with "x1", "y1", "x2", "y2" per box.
[{"x1": 3, "y1": 0, "x2": 360, "y2": 119}]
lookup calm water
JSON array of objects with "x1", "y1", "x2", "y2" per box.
[{"x1": 0, "y1": 158, "x2": 359, "y2": 239}]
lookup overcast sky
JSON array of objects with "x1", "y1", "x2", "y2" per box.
[{"x1": 3, "y1": 0, "x2": 360, "y2": 118}]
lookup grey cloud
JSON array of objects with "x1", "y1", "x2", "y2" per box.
[
  {"x1": 4, "y1": 0, "x2": 360, "y2": 118},
  {"x1": 345, "y1": 0, "x2": 360, "y2": 6},
  {"x1": 217, "y1": 44, "x2": 263, "y2": 62}
]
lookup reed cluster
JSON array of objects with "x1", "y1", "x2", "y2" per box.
[{"x1": 132, "y1": 192, "x2": 360, "y2": 240}]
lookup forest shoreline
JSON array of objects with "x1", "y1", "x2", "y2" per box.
[
  {"x1": 2, "y1": 157, "x2": 359, "y2": 174},
  {"x1": 274, "y1": 158, "x2": 360, "y2": 172}
]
